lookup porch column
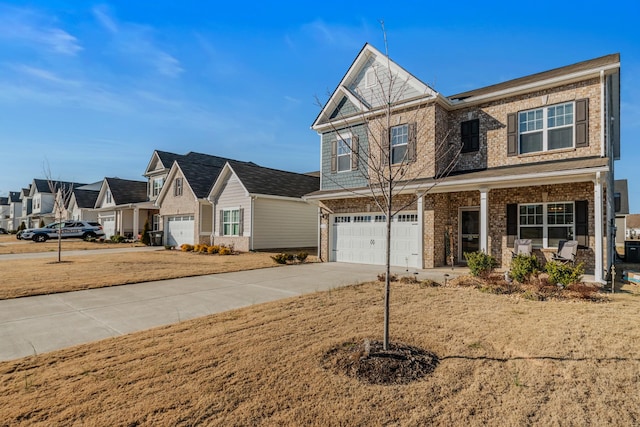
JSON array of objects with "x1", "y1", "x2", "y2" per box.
[
  {"x1": 479, "y1": 188, "x2": 489, "y2": 253},
  {"x1": 594, "y1": 172, "x2": 604, "y2": 283},
  {"x1": 133, "y1": 207, "x2": 139, "y2": 238}
]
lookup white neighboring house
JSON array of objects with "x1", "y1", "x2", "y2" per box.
[
  {"x1": 207, "y1": 162, "x2": 320, "y2": 251},
  {"x1": 66, "y1": 184, "x2": 101, "y2": 222},
  {"x1": 28, "y1": 179, "x2": 87, "y2": 227},
  {"x1": 94, "y1": 177, "x2": 156, "y2": 239},
  {"x1": 7, "y1": 191, "x2": 22, "y2": 231},
  {"x1": 0, "y1": 197, "x2": 9, "y2": 230},
  {"x1": 18, "y1": 187, "x2": 32, "y2": 228}
]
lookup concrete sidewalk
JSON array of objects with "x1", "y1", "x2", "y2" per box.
[{"x1": 0, "y1": 262, "x2": 464, "y2": 361}]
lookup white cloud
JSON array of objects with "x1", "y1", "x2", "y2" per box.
[
  {"x1": 92, "y1": 5, "x2": 119, "y2": 34},
  {"x1": 300, "y1": 19, "x2": 363, "y2": 50},
  {"x1": 13, "y1": 64, "x2": 81, "y2": 86},
  {"x1": 0, "y1": 5, "x2": 82, "y2": 55}
]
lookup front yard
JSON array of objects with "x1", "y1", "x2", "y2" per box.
[{"x1": 0, "y1": 279, "x2": 638, "y2": 425}]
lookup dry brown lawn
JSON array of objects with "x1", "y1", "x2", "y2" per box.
[
  {"x1": 0, "y1": 234, "x2": 142, "y2": 254},
  {"x1": 0, "y1": 250, "x2": 284, "y2": 299},
  {"x1": 1, "y1": 281, "x2": 638, "y2": 426}
]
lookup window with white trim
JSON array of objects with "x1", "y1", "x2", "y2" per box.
[
  {"x1": 152, "y1": 214, "x2": 161, "y2": 231},
  {"x1": 106, "y1": 190, "x2": 112, "y2": 204},
  {"x1": 152, "y1": 178, "x2": 164, "y2": 197},
  {"x1": 337, "y1": 136, "x2": 351, "y2": 172},
  {"x1": 519, "y1": 102, "x2": 574, "y2": 154},
  {"x1": 519, "y1": 202, "x2": 574, "y2": 248},
  {"x1": 222, "y1": 209, "x2": 240, "y2": 236},
  {"x1": 391, "y1": 124, "x2": 408, "y2": 164}
]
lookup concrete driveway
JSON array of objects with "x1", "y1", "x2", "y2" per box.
[{"x1": 0, "y1": 262, "x2": 462, "y2": 361}]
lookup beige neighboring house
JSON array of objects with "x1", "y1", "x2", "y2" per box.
[
  {"x1": 613, "y1": 179, "x2": 629, "y2": 245},
  {"x1": 626, "y1": 214, "x2": 640, "y2": 240},
  {"x1": 307, "y1": 43, "x2": 621, "y2": 283},
  {"x1": 94, "y1": 177, "x2": 156, "y2": 239},
  {"x1": 207, "y1": 162, "x2": 319, "y2": 251}
]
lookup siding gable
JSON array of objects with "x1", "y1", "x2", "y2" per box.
[{"x1": 329, "y1": 96, "x2": 359, "y2": 119}]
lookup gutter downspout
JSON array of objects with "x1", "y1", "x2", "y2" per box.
[
  {"x1": 600, "y1": 70, "x2": 606, "y2": 158},
  {"x1": 207, "y1": 196, "x2": 215, "y2": 246},
  {"x1": 605, "y1": 73, "x2": 616, "y2": 287},
  {"x1": 250, "y1": 196, "x2": 255, "y2": 251},
  {"x1": 594, "y1": 171, "x2": 604, "y2": 283}
]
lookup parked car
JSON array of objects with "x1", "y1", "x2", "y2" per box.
[
  {"x1": 0, "y1": 228, "x2": 7, "y2": 234},
  {"x1": 20, "y1": 221, "x2": 105, "y2": 242}
]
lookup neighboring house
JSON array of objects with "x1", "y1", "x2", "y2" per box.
[
  {"x1": 154, "y1": 152, "x2": 255, "y2": 247},
  {"x1": 28, "y1": 179, "x2": 86, "y2": 226},
  {"x1": 0, "y1": 197, "x2": 9, "y2": 230},
  {"x1": 19, "y1": 186, "x2": 33, "y2": 228},
  {"x1": 8, "y1": 191, "x2": 22, "y2": 231},
  {"x1": 207, "y1": 162, "x2": 320, "y2": 251},
  {"x1": 614, "y1": 179, "x2": 629, "y2": 245},
  {"x1": 625, "y1": 214, "x2": 640, "y2": 240},
  {"x1": 94, "y1": 177, "x2": 155, "y2": 239},
  {"x1": 67, "y1": 188, "x2": 100, "y2": 222},
  {"x1": 308, "y1": 43, "x2": 620, "y2": 283}
]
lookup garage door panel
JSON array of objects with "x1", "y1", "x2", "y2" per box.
[
  {"x1": 331, "y1": 214, "x2": 419, "y2": 267},
  {"x1": 166, "y1": 215, "x2": 194, "y2": 247}
]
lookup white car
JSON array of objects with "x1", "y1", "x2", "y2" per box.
[{"x1": 21, "y1": 221, "x2": 105, "y2": 242}]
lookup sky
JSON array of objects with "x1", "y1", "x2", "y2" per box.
[{"x1": 0, "y1": 1, "x2": 638, "y2": 211}]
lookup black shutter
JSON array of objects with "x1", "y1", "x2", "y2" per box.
[
  {"x1": 507, "y1": 113, "x2": 518, "y2": 157},
  {"x1": 507, "y1": 203, "x2": 518, "y2": 247},
  {"x1": 575, "y1": 200, "x2": 588, "y2": 248},
  {"x1": 351, "y1": 135, "x2": 359, "y2": 170},
  {"x1": 407, "y1": 122, "x2": 417, "y2": 162},
  {"x1": 330, "y1": 139, "x2": 337, "y2": 173},
  {"x1": 461, "y1": 119, "x2": 479, "y2": 153},
  {"x1": 238, "y1": 208, "x2": 244, "y2": 236},
  {"x1": 219, "y1": 210, "x2": 224, "y2": 236},
  {"x1": 575, "y1": 99, "x2": 589, "y2": 148}
]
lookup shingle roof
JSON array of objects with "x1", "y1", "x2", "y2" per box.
[
  {"x1": 449, "y1": 54, "x2": 620, "y2": 101},
  {"x1": 230, "y1": 162, "x2": 320, "y2": 198},
  {"x1": 9, "y1": 191, "x2": 21, "y2": 203},
  {"x1": 73, "y1": 189, "x2": 100, "y2": 209},
  {"x1": 0, "y1": 197, "x2": 8, "y2": 206},
  {"x1": 32, "y1": 179, "x2": 87, "y2": 194},
  {"x1": 105, "y1": 178, "x2": 148, "y2": 205},
  {"x1": 155, "y1": 150, "x2": 184, "y2": 169}
]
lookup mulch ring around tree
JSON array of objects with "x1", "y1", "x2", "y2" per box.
[{"x1": 322, "y1": 339, "x2": 439, "y2": 385}]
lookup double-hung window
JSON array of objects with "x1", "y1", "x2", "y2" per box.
[
  {"x1": 222, "y1": 209, "x2": 240, "y2": 236},
  {"x1": 519, "y1": 102, "x2": 574, "y2": 154},
  {"x1": 152, "y1": 178, "x2": 164, "y2": 197},
  {"x1": 519, "y1": 202, "x2": 574, "y2": 248},
  {"x1": 391, "y1": 124, "x2": 408, "y2": 164},
  {"x1": 336, "y1": 136, "x2": 352, "y2": 172}
]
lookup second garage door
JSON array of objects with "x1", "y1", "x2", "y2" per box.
[
  {"x1": 330, "y1": 213, "x2": 420, "y2": 268},
  {"x1": 166, "y1": 215, "x2": 195, "y2": 247}
]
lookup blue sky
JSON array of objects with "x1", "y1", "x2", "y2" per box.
[{"x1": 0, "y1": 1, "x2": 638, "y2": 211}]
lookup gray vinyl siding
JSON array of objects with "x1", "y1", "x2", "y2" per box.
[
  {"x1": 252, "y1": 198, "x2": 317, "y2": 249},
  {"x1": 321, "y1": 124, "x2": 368, "y2": 191},
  {"x1": 329, "y1": 96, "x2": 359, "y2": 119},
  {"x1": 349, "y1": 58, "x2": 421, "y2": 108},
  {"x1": 215, "y1": 175, "x2": 251, "y2": 236}
]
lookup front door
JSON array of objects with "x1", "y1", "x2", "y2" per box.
[{"x1": 459, "y1": 208, "x2": 480, "y2": 261}]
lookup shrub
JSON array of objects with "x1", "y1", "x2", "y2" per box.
[
  {"x1": 464, "y1": 251, "x2": 497, "y2": 277},
  {"x1": 140, "y1": 219, "x2": 151, "y2": 245},
  {"x1": 295, "y1": 252, "x2": 308, "y2": 263},
  {"x1": 219, "y1": 247, "x2": 232, "y2": 255},
  {"x1": 111, "y1": 234, "x2": 126, "y2": 243},
  {"x1": 18, "y1": 222, "x2": 26, "y2": 231},
  {"x1": 271, "y1": 253, "x2": 293, "y2": 264},
  {"x1": 377, "y1": 273, "x2": 398, "y2": 282},
  {"x1": 39, "y1": 219, "x2": 45, "y2": 228},
  {"x1": 207, "y1": 245, "x2": 220, "y2": 254},
  {"x1": 180, "y1": 244, "x2": 194, "y2": 252},
  {"x1": 545, "y1": 261, "x2": 584, "y2": 287},
  {"x1": 510, "y1": 254, "x2": 540, "y2": 283}
]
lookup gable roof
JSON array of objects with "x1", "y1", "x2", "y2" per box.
[
  {"x1": 30, "y1": 179, "x2": 87, "y2": 196},
  {"x1": 72, "y1": 189, "x2": 100, "y2": 209},
  {"x1": 212, "y1": 162, "x2": 320, "y2": 200},
  {"x1": 312, "y1": 43, "x2": 437, "y2": 130},
  {"x1": 0, "y1": 197, "x2": 8, "y2": 206},
  {"x1": 105, "y1": 177, "x2": 148, "y2": 205},
  {"x1": 9, "y1": 191, "x2": 21, "y2": 203}
]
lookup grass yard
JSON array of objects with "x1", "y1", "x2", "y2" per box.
[
  {"x1": 0, "y1": 250, "x2": 286, "y2": 299},
  {"x1": 0, "y1": 280, "x2": 638, "y2": 425},
  {"x1": 0, "y1": 234, "x2": 142, "y2": 254}
]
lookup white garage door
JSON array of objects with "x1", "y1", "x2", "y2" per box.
[
  {"x1": 100, "y1": 216, "x2": 116, "y2": 239},
  {"x1": 166, "y1": 215, "x2": 195, "y2": 247},
  {"x1": 331, "y1": 213, "x2": 420, "y2": 268}
]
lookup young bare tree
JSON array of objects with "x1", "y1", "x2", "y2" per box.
[
  {"x1": 44, "y1": 164, "x2": 76, "y2": 263},
  {"x1": 318, "y1": 25, "x2": 461, "y2": 350}
]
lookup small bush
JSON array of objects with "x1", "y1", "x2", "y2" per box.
[
  {"x1": 271, "y1": 253, "x2": 294, "y2": 264},
  {"x1": 510, "y1": 254, "x2": 541, "y2": 283},
  {"x1": 545, "y1": 261, "x2": 584, "y2": 287},
  {"x1": 399, "y1": 275, "x2": 419, "y2": 284},
  {"x1": 377, "y1": 273, "x2": 398, "y2": 282},
  {"x1": 140, "y1": 219, "x2": 151, "y2": 245},
  {"x1": 180, "y1": 244, "x2": 194, "y2": 252},
  {"x1": 464, "y1": 251, "x2": 497, "y2": 277},
  {"x1": 219, "y1": 247, "x2": 232, "y2": 255},
  {"x1": 295, "y1": 252, "x2": 308, "y2": 263},
  {"x1": 207, "y1": 245, "x2": 220, "y2": 254},
  {"x1": 111, "y1": 235, "x2": 126, "y2": 243}
]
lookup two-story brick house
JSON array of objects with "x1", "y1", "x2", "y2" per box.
[{"x1": 308, "y1": 43, "x2": 620, "y2": 283}]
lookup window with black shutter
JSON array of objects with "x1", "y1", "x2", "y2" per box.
[{"x1": 461, "y1": 119, "x2": 479, "y2": 153}]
